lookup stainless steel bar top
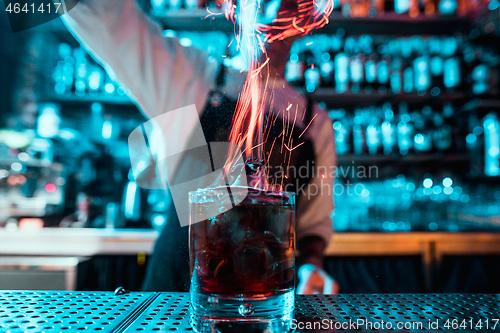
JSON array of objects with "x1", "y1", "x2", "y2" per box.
[{"x1": 1, "y1": 291, "x2": 500, "y2": 332}]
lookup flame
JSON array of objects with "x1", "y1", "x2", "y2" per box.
[{"x1": 208, "y1": 0, "x2": 334, "y2": 190}]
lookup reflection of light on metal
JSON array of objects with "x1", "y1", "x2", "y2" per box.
[
  {"x1": 466, "y1": 133, "x2": 477, "y2": 145},
  {"x1": 18, "y1": 218, "x2": 44, "y2": 230},
  {"x1": 484, "y1": 113, "x2": 500, "y2": 176},
  {"x1": 432, "y1": 186, "x2": 442, "y2": 195},
  {"x1": 117, "y1": 86, "x2": 127, "y2": 96},
  {"x1": 45, "y1": 183, "x2": 57, "y2": 193},
  {"x1": 179, "y1": 38, "x2": 193, "y2": 47},
  {"x1": 443, "y1": 187, "x2": 453, "y2": 195},
  {"x1": 37, "y1": 105, "x2": 61, "y2": 139},
  {"x1": 152, "y1": 214, "x2": 167, "y2": 229},
  {"x1": 124, "y1": 181, "x2": 138, "y2": 220},
  {"x1": 89, "y1": 71, "x2": 101, "y2": 90},
  {"x1": 442, "y1": 177, "x2": 453, "y2": 187},
  {"x1": 11, "y1": 162, "x2": 22, "y2": 172},
  {"x1": 56, "y1": 177, "x2": 66, "y2": 186},
  {"x1": 92, "y1": 102, "x2": 102, "y2": 114},
  {"x1": 18, "y1": 152, "x2": 29, "y2": 162},
  {"x1": 406, "y1": 182, "x2": 415, "y2": 191},
  {"x1": 102, "y1": 120, "x2": 113, "y2": 139},
  {"x1": 105, "y1": 83, "x2": 115, "y2": 94}
]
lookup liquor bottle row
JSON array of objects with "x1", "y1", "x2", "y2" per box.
[
  {"x1": 285, "y1": 34, "x2": 500, "y2": 96},
  {"x1": 330, "y1": 102, "x2": 461, "y2": 156},
  {"x1": 150, "y1": 0, "x2": 233, "y2": 11},
  {"x1": 467, "y1": 112, "x2": 500, "y2": 177},
  {"x1": 330, "y1": 0, "x2": 493, "y2": 18},
  {"x1": 52, "y1": 44, "x2": 127, "y2": 98},
  {"x1": 148, "y1": 0, "x2": 496, "y2": 18}
]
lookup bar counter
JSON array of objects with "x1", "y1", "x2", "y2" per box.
[{"x1": 1, "y1": 291, "x2": 499, "y2": 332}]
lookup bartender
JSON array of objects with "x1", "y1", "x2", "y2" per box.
[{"x1": 60, "y1": 0, "x2": 338, "y2": 294}]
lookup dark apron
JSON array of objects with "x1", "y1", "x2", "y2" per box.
[{"x1": 142, "y1": 67, "x2": 316, "y2": 292}]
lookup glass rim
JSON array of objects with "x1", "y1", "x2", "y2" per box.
[{"x1": 189, "y1": 186, "x2": 296, "y2": 198}]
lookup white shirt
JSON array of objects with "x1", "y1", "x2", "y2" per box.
[{"x1": 60, "y1": 0, "x2": 335, "y2": 244}]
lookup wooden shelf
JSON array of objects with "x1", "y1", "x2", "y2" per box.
[
  {"x1": 337, "y1": 153, "x2": 469, "y2": 167},
  {"x1": 462, "y1": 98, "x2": 500, "y2": 112},
  {"x1": 309, "y1": 89, "x2": 467, "y2": 109},
  {"x1": 154, "y1": 10, "x2": 469, "y2": 35},
  {"x1": 47, "y1": 94, "x2": 134, "y2": 105},
  {"x1": 154, "y1": 8, "x2": 234, "y2": 32},
  {"x1": 316, "y1": 12, "x2": 469, "y2": 35}
]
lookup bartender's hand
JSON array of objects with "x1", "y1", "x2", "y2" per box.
[
  {"x1": 297, "y1": 236, "x2": 340, "y2": 295},
  {"x1": 297, "y1": 263, "x2": 340, "y2": 295}
]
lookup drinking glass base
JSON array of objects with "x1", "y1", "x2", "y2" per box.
[{"x1": 190, "y1": 290, "x2": 294, "y2": 333}]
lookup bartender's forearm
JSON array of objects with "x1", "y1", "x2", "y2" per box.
[{"x1": 298, "y1": 236, "x2": 326, "y2": 269}]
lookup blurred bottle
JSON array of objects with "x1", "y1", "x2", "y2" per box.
[
  {"x1": 352, "y1": 111, "x2": 367, "y2": 155},
  {"x1": 443, "y1": 56, "x2": 461, "y2": 91},
  {"x1": 413, "y1": 106, "x2": 433, "y2": 153},
  {"x1": 366, "y1": 117, "x2": 382, "y2": 155},
  {"x1": 467, "y1": 114, "x2": 484, "y2": 177},
  {"x1": 432, "y1": 112, "x2": 453, "y2": 152},
  {"x1": 409, "y1": 0, "x2": 420, "y2": 17},
  {"x1": 320, "y1": 50, "x2": 336, "y2": 88},
  {"x1": 304, "y1": 48, "x2": 320, "y2": 93},
  {"x1": 381, "y1": 103, "x2": 397, "y2": 155},
  {"x1": 350, "y1": 0, "x2": 370, "y2": 17},
  {"x1": 390, "y1": 57, "x2": 403, "y2": 94},
  {"x1": 169, "y1": 0, "x2": 182, "y2": 10},
  {"x1": 484, "y1": 113, "x2": 500, "y2": 176},
  {"x1": 285, "y1": 43, "x2": 305, "y2": 86},
  {"x1": 333, "y1": 120, "x2": 351, "y2": 155},
  {"x1": 335, "y1": 53, "x2": 350, "y2": 93},
  {"x1": 37, "y1": 104, "x2": 61, "y2": 139},
  {"x1": 395, "y1": 0, "x2": 411, "y2": 13},
  {"x1": 423, "y1": 0, "x2": 437, "y2": 15},
  {"x1": 397, "y1": 103, "x2": 414, "y2": 155},
  {"x1": 150, "y1": 0, "x2": 167, "y2": 12},
  {"x1": 350, "y1": 54, "x2": 364, "y2": 93},
  {"x1": 438, "y1": 0, "x2": 457, "y2": 14},
  {"x1": 414, "y1": 55, "x2": 431, "y2": 93},
  {"x1": 377, "y1": 55, "x2": 390, "y2": 94},
  {"x1": 365, "y1": 54, "x2": 378, "y2": 92},
  {"x1": 370, "y1": 0, "x2": 385, "y2": 16},
  {"x1": 184, "y1": 0, "x2": 198, "y2": 9}
]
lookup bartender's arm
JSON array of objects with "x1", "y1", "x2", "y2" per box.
[
  {"x1": 58, "y1": 0, "x2": 217, "y2": 119},
  {"x1": 296, "y1": 105, "x2": 339, "y2": 294}
]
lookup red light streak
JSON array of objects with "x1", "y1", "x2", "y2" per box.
[{"x1": 207, "y1": 0, "x2": 333, "y2": 190}]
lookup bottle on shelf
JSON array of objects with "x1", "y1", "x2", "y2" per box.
[
  {"x1": 432, "y1": 112, "x2": 453, "y2": 152},
  {"x1": 352, "y1": 109, "x2": 367, "y2": 155},
  {"x1": 381, "y1": 103, "x2": 397, "y2": 155},
  {"x1": 397, "y1": 103, "x2": 414, "y2": 155},
  {"x1": 285, "y1": 43, "x2": 305, "y2": 86},
  {"x1": 320, "y1": 49, "x2": 336, "y2": 88},
  {"x1": 335, "y1": 53, "x2": 350, "y2": 93},
  {"x1": 333, "y1": 119, "x2": 352, "y2": 155},
  {"x1": 304, "y1": 45, "x2": 320, "y2": 93},
  {"x1": 483, "y1": 113, "x2": 500, "y2": 176},
  {"x1": 366, "y1": 116, "x2": 382, "y2": 155},
  {"x1": 377, "y1": 54, "x2": 390, "y2": 94},
  {"x1": 413, "y1": 106, "x2": 433, "y2": 153},
  {"x1": 350, "y1": 54, "x2": 365, "y2": 93}
]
